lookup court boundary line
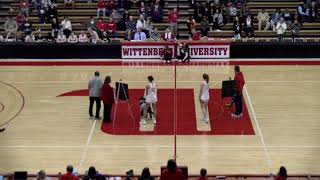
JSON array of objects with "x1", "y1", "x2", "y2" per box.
[{"x1": 244, "y1": 85, "x2": 272, "y2": 170}]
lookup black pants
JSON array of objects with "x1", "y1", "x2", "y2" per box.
[
  {"x1": 234, "y1": 94, "x2": 243, "y2": 115},
  {"x1": 89, "y1": 97, "x2": 101, "y2": 118},
  {"x1": 278, "y1": 34, "x2": 284, "y2": 42},
  {"x1": 103, "y1": 102, "x2": 112, "y2": 122}
]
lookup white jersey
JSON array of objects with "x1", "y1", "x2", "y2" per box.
[
  {"x1": 200, "y1": 80, "x2": 210, "y2": 102},
  {"x1": 146, "y1": 81, "x2": 157, "y2": 103}
]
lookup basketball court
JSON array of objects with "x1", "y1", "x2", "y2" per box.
[{"x1": 0, "y1": 60, "x2": 319, "y2": 176}]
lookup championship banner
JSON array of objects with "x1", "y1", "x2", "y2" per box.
[{"x1": 122, "y1": 43, "x2": 175, "y2": 59}]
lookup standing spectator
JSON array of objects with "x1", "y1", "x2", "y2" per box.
[
  {"x1": 56, "y1": 31, "x2": 67, "y2": 43},
  {"x1": 244, "y1": 14, "x2": 254, "y2": 38},
  {"x1": 22, "y1": 17, "x2": 33, "y2": 35},
  {"x1": 200, "y1": 16, "x2": 210, "y2": 37},
  {"x1": 16, "y1": 11, "x2": 26, "y2": 29},
  {"x1": 274, "y1": 166, "x2": 287, "y2": 180},
  {"x1": 290, "y1": 19, "x2": 301, "y2": 42},
  {"x1": 97, "y1": 0, "x2": 106, "y2": 18},
  {"x1": 276, "y1": 17, "x2": 287, "y2": 42},
  {"x1": 60, "y1": 165, "x2": 79, "y2": 180},
  {"x1": 212, "y1": 8, "x2": 224, "y2": 31},
  {"x1": 160, "y1": 159, "x2": 184, "y2": 180},
  {"x1": 61, "y1": 16, "x2": 72, "y2": 38},
  {"x1": 100, "y1": 75, "x2": 115, "y2": 123},
  {"x1": 196, "y1": 168, "x2": 208, "y2": 180},
  {"x1": 83, "y1": 166, "x2": 105, "y2": 180},
  {"x1": 163, "y1": 27, "x2": 175, "y2": 41},
  {"x1": 47, "y1": 4, "x2": 58, "y2": 23},
  {"x1": 51, "y1": 17, "x2": 60, "y2": 38},
  {"x1": 86, "y1": 16, "x2": 96, "y2": 31},
  {"x1": 191, "y1": 28, "x2": 200, "y2": 40},
  {"x1": 20, "y1": 0, "x2": 30, "y2": 17},
  {"x1": 150, "y1": 28, "x2": 161, "y2": 41},
  {"x1": 125, "y1": 15, "x2": 136, "y2": 41},
  {"x1": 151, "y1": 3, "x2": 163, "y2": 23},
  {"x1": 25, "y1": 32, "x2": 35, "y2": 42},
  {"x1": 257, "y1": 9, "x2": 270, "y2": 31},
  {"x1": 38, "y1": 5, "x2": 46, "y2": 24},
  {"x1": 134, "y1": 28, "x2": 147, "y2": 41},
  {"x1": 79, "y1": 31, "x2": 89, "y2": 42},
  {"x1": 187, "y1": 15, "x2": 196, "y2": 36},
  {"x1": 4, "y1": 17, "x2": 18, "y2": 33},
  {"x1": 67, "y1": 32, "x2": 78, "y2": 43},
  {"x1": 64, "y1": 0, "x2": 74, "y2": 9},
  {"x1": 5, "y1": 32, "x2": 17, "y2": 42},
  {"x1": 232, "y1": 65, "x2": 245, "y2": 118},
  {"x1": 88, "y1": 71, "x2": 103, "y2": 119},
  {"x1": 168, "y1": 8, "x2": 179, "y2": 36},
  {"x1": 271, "y1": 9, "x2": 283, "y2": 31},
  {"x1": 35, "y1": 170, "x2": 51, "y2": 180},
  {"x1": 105, "y1": 17, "x2": 117, "y2": 38},
  {"x1": 228, "y1": 3, "x2": 238, "y2": 22},
  {"x1": 138, "y1": 167, "x2": 154, "y2": 180},
  {"x1": 233, "y1": 16, "x2": 242, "y2": 39}
]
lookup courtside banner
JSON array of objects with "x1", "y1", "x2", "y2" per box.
[
  {"x1": 121, "y1": 42, "x2": 176, "y2": 59},
  {"x1": 183, "y1": 44, "x2": 230, "y2": 59}
]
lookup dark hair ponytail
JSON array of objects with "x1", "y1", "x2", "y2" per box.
[
  {"x1": 203, "y1": 73, "x2": 209, "y2": 84},
  {"x1": 148, "y1": 76, "x2": 154, "y2": 82}
]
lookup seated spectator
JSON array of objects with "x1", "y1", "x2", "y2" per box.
[
  {"x1": 187, "y1": 15, "x2": 196, "y2": 36},
  {"x1": 274, "y1": 166, "x2": 287, "y2": 180},
  {"x1": 136, "y1": 14, "x2": 146, "y2": 30},
  {"x1": 228, "y1": 3, "x2": 238, "y2": 22},
  {"x1": 196, "y1": 168, "x2": 208, "y2": 180},
  {"x1": 191, "y1": 28, "x2": 200, "y2": 40},
  {"x1": 271, "y1": 9, "x2": 283, "y2": 31},
  {"x1": 125, "y1": 15, "x2": 136, "y2": 41},
  {"x1": 298, "y1": 4, "x2": 308, "y2": 22},
  {"x1": 162, "y1": 45, "x2": 173, "y2": 63},
  {"x1": 4, "y1": 17, "x2": 18, "y2": 33},
  {"x1": 25, "y1": 32, "x2": 35, "y2": 42},
  {"x1": 20, "y1": 0, "x2": 30, "y2": 17},
  {"x1": 139, "y1": 1, "x2": 147, "y2": 18},
  {"x1": 89, "y1": 29, "x2": 100, "y2": 44},
  {"x1": 86, "y1": 16, "x2": 96, "y2": 31},
  {"x1": 290, "y1": 19, "x2": 301, "y2": 42},
  {"x1": 105, "y1": 17, "x2": 117, "y2": 38},
  {"x1": 134, "y1": 28, "x2": 147, "y2": 41},
  {"x1": 276, "y1": 17, "x2": 287, "y2": 42},
  {"x1": 151, "y1": 3, "x2": 163, "y2": 23},
  {"x1": 56, "y1": 31, "x2": 67, "y2": 43},
  {"x1": 61, "y1": 16, "x2": 72, "y2": 38},
  {"x1": 145, "y1": 17, "x2": 153, "y2": 37},
  {"x1": 35, "y1": 170, "x2": 51, "y2": 180},
  {"x1": 51, "y1": 17, "x2": 60, "y2": 38},
  {"x1": 283, "y1": 8, "x2": 292, "y2": 26},
  {"x1": 60, "y1": 165, "x2": 79, "y2": 180},
  {"x1": 308, "y1": 1, "x2": 318, "y2": 22},
  {"x1": 36, "y1": 31, "x2": 47, "y2": 42},
  {"x1": 138, "y1": 167, "x2": 154, "y2": 180},
  {"x1": 110, "y1": 9, "x2": 123, "y2": 28},
  {"x1": 38, "y1": 5, "x2": 46, "y2": 24},
  {"x1": 168, "y1": 7, "x2": 179, "y2": 36},
  {"x1": 160, "y1": 159, "x2": 184, "y2": 180},
  {"x1": 67, "y1": 32, "x2": 78, "y2": 43},
  {"x1": 233, "y1": 16, "x2": 242, "y2": 39},
  {"x1": 244, "y1": 14, "x2": 254, "y2": 38},
  {"x1": 163, "y1": 27, "x2": 175, "y2": 41},
  {"x1": 47, "y1": 4, "x2": 58, "y2": 23},
  {"x1": 97, "y1": 0, "x2": 106, "y2": 18},
  {"x1": 78, "y1": 31, "x2": 89, "y2": 43},
  {"x1": 5, "y1": 32, "x2": 17, "y2": 42},
  {"x1": 31, "y1": 0, "x2": 41, "y2": 10},
  {"x1": 41, "y1": 0, "x2": 52, "y2": 9},
  {"x1": 106, "y1": 0, "x2": 116, "y2": 16},
  {"x1": 16, "y1": 12, "x2": 26, "y2": 29},
  {"x1": 150, "y1": 28, "x2": 161, "y2": 41},
  {"x1": 96, "y1": 18, "x2": 106, "y2": 38},
  {"x1": 0, "y1": 35, "x2": 4, "y2": 42},
  {"x1": 64, "y1": 0, "x2": 74, "y2": 9},
  {"x1": 194, "y1": 2, "x2": 204, "y2": 23},
  {"x1": 241, "y1": 4, "x2": 250, "y2": 17},
  {"x1": 257, "y1": 8, "x2": 270, "y2": 31},
  {"x1": 83, "y1": 166, "x2": 105, "y2": 180},
  {"x1": 101, "y1": 31, "x2": 111, "y2": 42},
  {"x1": 22, "y1": 18, "x2": 33, "y2": 35},
  {"x1": 200, "y1": 16, "x2": 210, "y2": 37},
  {"x1": 212, "y1": 8, "x2": 224, "y2": 31}
]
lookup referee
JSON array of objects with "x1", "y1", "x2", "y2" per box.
[{"x1": 88, "y1": 71, "x2": 103, "y2": 119}]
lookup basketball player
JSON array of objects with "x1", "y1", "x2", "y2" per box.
[
  {"x1": 232, "y1": 65, "x2": 245, "y2": 118},
  {"x1": 199, "y1": 73, "x2": 210, "y2": 123},
  {"x1": 141, "y1": 76, "x2": 157, "y2": 125}
]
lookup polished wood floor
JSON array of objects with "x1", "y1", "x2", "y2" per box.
[{"x1": 0, "y1": 65, "x2": 319, "y2": 175}]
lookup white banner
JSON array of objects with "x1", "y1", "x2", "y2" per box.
[
  {"x1": 182, "y1": 44, "x2": 230, "y2": 59},
  {"x1": 122, "y1": 45, "x2": 175, "y2": 59}
]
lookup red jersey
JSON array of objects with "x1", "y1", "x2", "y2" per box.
[
  {"x1": 160, "y1": 169, "x2": 184, "y2": 180},
  {"x1": 105, "y1": 21, "x2": 116, "y2": 32},
  {"x1": 192, "y1": 32, "x2": 200, "y2": 40},
  {"x1": 168, "y1": 11, "x2": 179, "y2": 23},
  {"x1": 234, "y1": 71, "x2": 245, "y2": 95},
  {"x1": 97, "y1": 0, "x2": 106, "y2": 8},
  {"x1": 101, "y1": 83, "x2": 114, "y2": 105},
  {"x1": 60, "y1": 173, "x2": 79, "y2": 180},
  {"x1": 96, "y1": 21, "x2": 106, "y2": 31}
]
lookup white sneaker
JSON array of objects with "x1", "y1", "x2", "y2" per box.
[
  {"x1": 153, "y1": 119, "x2": 157, "y2": 124},
  {"x1": 203, "y1": 118, "x2": 209, "y2": 123},
  {"x1": 141, "y1": 119, "x2": 147, "y2": 125}
]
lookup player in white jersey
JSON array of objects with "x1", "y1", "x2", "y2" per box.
[
  {"x1": 141, "y1": 76, "x2": 158, "y2": 125},
  {"x1": 199, "y1": 73, "x2": 210, "y2": 123}
]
